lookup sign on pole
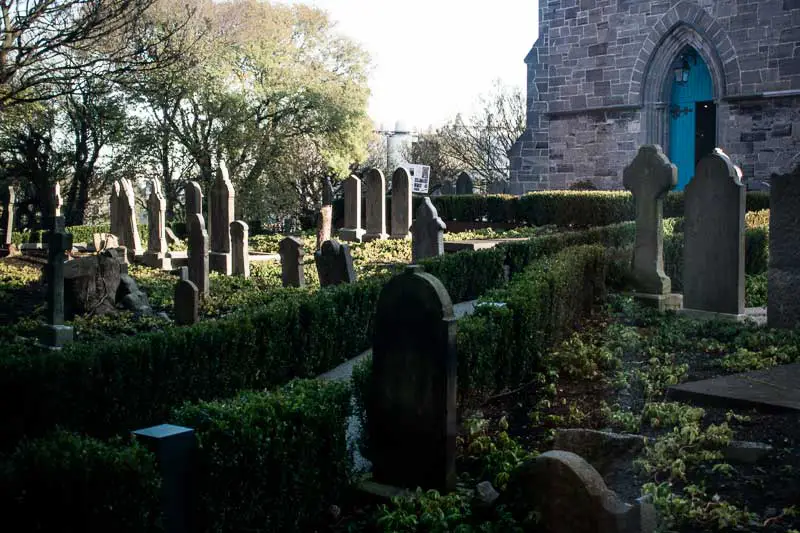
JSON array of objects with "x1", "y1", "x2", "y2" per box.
[{"x1": 407, "y1": 164, "x2": 431, "y2": 194}]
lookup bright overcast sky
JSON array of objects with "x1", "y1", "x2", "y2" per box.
[{"x1": 281, "y1": 0, "x2": 540, "y2": 132}]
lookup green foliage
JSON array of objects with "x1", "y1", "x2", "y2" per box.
[
  {"x1": 172, "y1": 379, "x2": 352, "y2": 533},
  {"x1": 745, "y1": 273, "x2": 767, "y2": 307},
  {"x1": 459, "y1": 416, "x2": 537, "y2": 491},
  {"x1": 12, "y1": 224, "x2": 150, "y2": 248},
  {"x1": 0, "y1": 431, "x2": 162, "y2": 533},
  {"x1": 642, "y1": 482, "x2": 757, "y2": 531}
]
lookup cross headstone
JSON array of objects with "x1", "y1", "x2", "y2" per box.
[
  {"x1": 144, "y1": 179, "x2": 172, "y2": 269},
  {"x1": 339, "y1": 175, "x2": 365, "y2": 242},
  {"x1": 39, "y1": 184, "x2": 74, "y2": 348},
  {"x1": 174, "y1": 279, "x2": 200, "y2": 326},
  {"x1": 363, "y1": 168, "x2": 388, "y2": 242},
  {"x1": 0, "y1": 185, "x2": 15, "y2": 256},
  {"x1": 390, "y1": 167, "x2": 413, "y2": 239},
  {"x1": 366, "y1": 265, "x2": 457, "y2": 492},
  {"x1": 184, "y1": 181, "x2": 203, "y2": 221},
  {"x1": 314, "y1": 239, "x2": 356, "y2": 287},
  {"x1": 118, "y1": 178, "x2": 144, "y2": 257},
  {"x1": 411, "y1": 197, "x2": 447, "y2": 263},
  {"x1": 440, "y1": 180, "x2": 455, "y2": 195},
  {"x1": 768, "y1": 170, "x2": 800, "y2": 328},
  {"x1": 208, "y1": 161, "x2": 234, "y2": 275},
  {"x1": 682, "y1": 149, "x2": 746, "y2": 319},
  {"x1": 187, "y1": 213, "x2": 209, "y2": 298},
  {"x1": 279, "y1": 236, "x2": 305, "y2": 288},
  {"x1": 230, "y1": 220, "x2": 250, "y2": 278},
  {"x1": 622, "y1": 145, "x2": 680, "y2": 311},
  {"x1": 456, "y1": 172, "x2": 473, "y2": 195}
]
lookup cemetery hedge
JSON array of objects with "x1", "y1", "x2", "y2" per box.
[{"x1": 1, "y1": 379, "x2": 352, "y2": 533}]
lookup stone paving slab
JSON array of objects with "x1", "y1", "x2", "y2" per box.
[{"x1": 668, "y1": 363, "x2": 800, "y2": 413}]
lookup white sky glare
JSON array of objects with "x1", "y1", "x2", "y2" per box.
[{"x1": 281, "y1": 0, "x2": 539, "y2": 132}]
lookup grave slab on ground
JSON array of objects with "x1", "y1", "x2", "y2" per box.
[
  {"x1": 667, "y1": 363, "x2": 800, "y2": 413},
  {"x1": 444, "y1": 238, "x2": 527, "y2": 253}
]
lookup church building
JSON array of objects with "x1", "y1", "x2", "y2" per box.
[{"x1": 509, "y1": 0, "x2": 800, "y2": 191}]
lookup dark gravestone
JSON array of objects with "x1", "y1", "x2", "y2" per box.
[
  {"x1": 184, "y1": 181, "x2": 203, "y2": 219},
  {"x1": 455, "y1": 172, "x2": 473, "y2": 195},
  {"x1": 363, "y1": 168, "x2": 388, "y2": 241},
  {"x1": 390, "y1": 167, "x2": 412, "y2": 239},
  {"x1": 230, "y1": 220, "x2": 250, "y2": 278},
  {"x1": 279, "y1": 236, "x2": 305, "y2": 288},
  {"x1": 768, "y1": 171, "x2": 800, "y2": 328},
  {"x1": 39, "y1": 184, "x2": 74, "y2": 348},
  {"x1": 411, "y1": 197, "x2": 446, "y2": 263},
  {"x1": 187, "y1": 214, "x2": 209, "y2": 298},
  {"x1": 174, "y1": 279, "x2": 199, "y2": 326},
  {"x1": 209, "y1": 162, "x2": 234, "y2": 275},
  {"x1": 366, "y1": 265, "x2": 457, "y2": 492},
  {"x1": 314, "y1": 239, "x2": 356, "y2": 287},
  {"x1": 682, "y1": 149, "x2": 746, "y2": 319},
  {"x1": 0, "y1": 185, "x2": 15, "y2": 256},
  {"x1": 64, "y1": 250, "x2": 122, "y2": 317}
]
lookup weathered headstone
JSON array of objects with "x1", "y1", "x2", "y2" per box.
[
  {"x1": 174, "y1": 279, "x2": 199, "y2": 326},
  {"x1": 230, "y1": 220, "x2": 250, "y2": 278},
  {"x1": 682, "y1": 149, "x2": 746, "y2": 320},
  {"x1": 279, "y1": 236, "x2": 305, "y2": 288},
  {"x1": 363, "y1": 168, "x2": 388, "y2": 242},
  {"x1": 110, "y1": 181, "x2": 122, "y2": 239},
  {"x1": 184, "y1": 181, "x2": 203, "y2": 220},
  {"x1": 118, "y1": 177, "x2": 144, "y2": 257},
  {"x1": 339, "y1": 175, "x2": 365, "y2": 243},
  {"x1": 0, "y1": 185, "x2": 15, "y2": 257},
  {"x1": 144, "y1": 179, "x2": 172, "y2": 269},
  {"x1": 314, "y1": 239, "x2": 356, "y2": 287},
  {"x1": 38, "y1": 184, "x2": 74, "y2": 348},
  {"x1": 187, "y1": 213, "x2": 209, "y2": 298},
  {"x1": 366, "y1": 265, "x2": 457, "y2": 492},
  {"x1": 455, "y1": 172, "x2": 473, "y2": 195},
  {"x1": 768, "y1": 171, "x2": 800, "y2": 328},
  {"x1": 64, "y1": 250, "x2": 122, "y2": 317},
  {"x1": 504, "y1": 451, "x2": 655, "y2": 533},
  {"x1": 208, "y1": 161, "x2": 234, "y2": 275},
  {"x1": 622, "y1": 145, "x2": 681, "y2": 311},
  {"x1": 411, "y1": 197, "x2": 447, "y2": 263},
  {"x1": 317, "y1": 176, "x2": 334, "y2": 249},
  {"x1": 390, "y1": 167, "x2": 413, "y2": 239},
  {"x1": 440, "y1": 180, "x2": 455, "y2": 195}
]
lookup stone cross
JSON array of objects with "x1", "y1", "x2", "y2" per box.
[
  {"x1": 39, "y1": 184, "x2": 74, "y2": 348},
  {"x1": 390, "y1": 167, "x2": 413, "y2": 239},
  {"x1": 230, "y1": 220, "x2": 250, "y2": 278},
  {"x1": 209, "y1": 161, "x2": 234, "y2": 275},
  {"x1": 187, "y1": 213, "x2": 209, "y2": 298},
  {"x1": 683, "y1": 149, "x2": 746, "y2": 318},
  {"x1": 768, "y1": 170, "x2": 800, "y2": 328},
  {"x1": 279, "y1": 236, "x2": 305, "y2": 288},
  {"x1": 184, "y1": 181, "x2": 203, "y2": 220},
  {"x1": 339, "y1": 175, "x2": 365, "y2": 242},
  {"x1": 455, "y1": 172, "x2": 473, "y2": 195},
  {"x1": 363, "y1": 168, "x2": 388, "y2": 242},
  {"x1": 366, "y1": 265, "x2": 457, "y2": 492},
  {"x1": 119, "y1": 178, "x2": 143, "y2": 256},
  {"x1": 174, "y1": 279, "x2": 199, "y2": 326},
  {"x1": 0, "y1": 185, "x2": 15, "y2": 254},
  {"x1": 314, "y1": 239, "x2": 356, "y2": 287},
  {"x1": 622, "y1": 145, "x2": 677, "y2": 302},
  {"x1": 411, "y1": 197, "x2": 447, "y2": 263}
]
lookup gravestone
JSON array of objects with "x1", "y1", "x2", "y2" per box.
[
  {"x1": 390, "y1": 167, "x2": 412, "y2": 239},
  {"x1": 0, "y1": 185, "x2": 15, "y2": 257},
  {"x1": 64, "y1": 250, "x2": 122, "y2": 317},
  {"x1": 110, "y1": 181, "x2": 122, "y2": 239},
  {"x1": 314, "y1": 239, "x2": 356, "y2": 287},
  {"x1": 317, "y1": 176, "x2": 334, "y2": 249},
  {"x1": 144, "y1": 179, "x2": 171, "y2": 269},
  {"x1": 187, "y1": 213, "x2": 209, "y2": 298},
  {"x1": 411, "y1": 197, "x2": 447, "y2": 263},
  {"x1": 768, "y1": 171, "x2": 800, "y2": 328},
  {"x1": 339, "y1": 175, "x2": 366, "y2": 242},
  {"x1": 440, "y1": 180, "x2": 455, "y2": 195},
  {"x1": 118, "y1": 178, "x2": 144, "y2": 257},
  {"x1": 208, "y1": 162, "x2": 234, "y2": 275},
  {"x1": 279, "y1": 236, "x2": 305, "y2": 288},
  {"x1": 185, "y1": 181, "x2": 203, "y2": 220},
  {"x1": 622, "y1": 145, "x2": 681, "y2": 311},
  {"x1": 682, "y1": 149, "x2": 746, "y2": 320},
  {"x1": 174, "y1": 279, "x2": 199, "y2": 326},
  {"x1": 366, "y1": 265, "x2": 457, "y2": 492},
  {"x1": 363, "y1": 169, "x2": 388, "y2": 242},
  {"x1": 504, "y1": 451, "x2": 655, "y2": 533},
  {"x1": 455, "y1": 172, "x2": 473, "y2": 195},
  {"x1": 230, "y1": 220, "x2": 250, "y2": 278},
  {"x1": 38, "y1": 184, "x2": 74, "y2": 348}
]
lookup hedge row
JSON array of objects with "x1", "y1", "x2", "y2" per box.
[
  {"x1": 333, "y1": 190, "x2": 769, "y2": 229},
  {"x1": 1, "y1": 379, "x2": 352, "y2": 533}
]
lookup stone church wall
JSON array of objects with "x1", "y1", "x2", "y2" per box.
[{"x1": 509, "y1": 0, "x2": 800, "y2": 191}]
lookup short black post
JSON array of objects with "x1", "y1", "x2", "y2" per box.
[{"x1": 133, "y1": 424, "x2": 196, "y2": 533}]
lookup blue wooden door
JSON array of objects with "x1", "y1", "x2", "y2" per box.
[{"x1": 669, "y1": 51, "x2": 713, "y2": 190}]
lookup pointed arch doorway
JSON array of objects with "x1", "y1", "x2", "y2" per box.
[{"x1": 668, "y1": 47, "x2": 716, "y2": 190}]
